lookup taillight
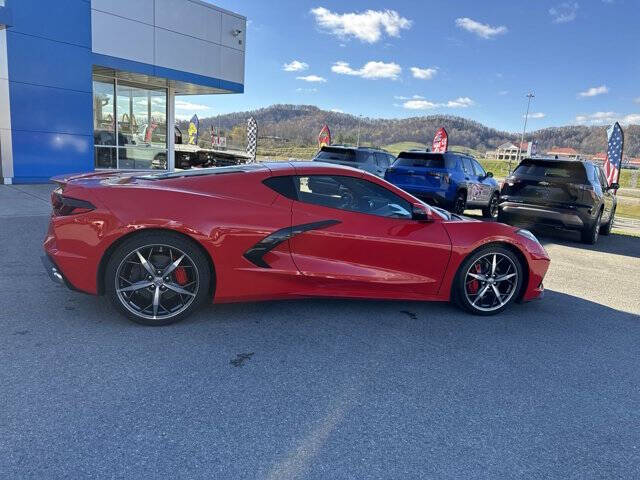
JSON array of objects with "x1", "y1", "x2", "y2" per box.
[{"x1": 51, "y1": 189, "x2": 95, "y2": 216}]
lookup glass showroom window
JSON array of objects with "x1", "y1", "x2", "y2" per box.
[
  {"x1": 93, "y1": 77, "x2": 117, "y2": 168},
  {"x1": 116, "y1": 82, "x2": 167, "y2": 170},
  {"x1": 93, "y1": 76, "x2": 168, "y2": 170}
]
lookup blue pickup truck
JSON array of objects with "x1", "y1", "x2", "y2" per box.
[{"x1": 385, "y1": 150, "x2": 500, "y2": 218}]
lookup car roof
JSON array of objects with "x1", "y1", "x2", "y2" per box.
[
  {"x1": 320, "y1": 145, "x2": 391, "y2": 153},
  {"x1": 521, "y1": 156, "x2": 592, "y2": 164}
]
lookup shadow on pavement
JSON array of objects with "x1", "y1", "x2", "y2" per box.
[{"x1": 536, "y1": 227, "x2": 640, "y2": 258}]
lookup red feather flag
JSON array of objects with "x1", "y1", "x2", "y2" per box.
[
  {"x1": 432, "y1": 127, "x2": 448, "y2": 153},
  {"x1": 318, "y1": 124, "x2": 331, "y2": 148}
]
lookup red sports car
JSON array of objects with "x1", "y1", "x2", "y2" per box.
[{"x1": 43, "y1": 162, "x2": 549, "y2": 326}]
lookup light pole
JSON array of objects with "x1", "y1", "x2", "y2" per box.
[
  {"x1": 512, "y1": 92, "x2": 535, "y2": 172},
  {"x1": 356, "y1": 115, "x2": 362, "y2": 147}
]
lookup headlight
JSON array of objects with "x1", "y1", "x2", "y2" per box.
[{"x1": 516, "y1": 229, "x2": 540, "y2": 244}]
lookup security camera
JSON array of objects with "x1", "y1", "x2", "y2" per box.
[{"x1": 232, "y1": 29, "x2": 243, "y2": 37}]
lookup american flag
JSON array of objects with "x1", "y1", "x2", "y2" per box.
[{"x1": 603, "y1": 122, "x2": 624, "y2": 186}]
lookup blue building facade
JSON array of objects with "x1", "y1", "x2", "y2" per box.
[{"x1": 0, "y1": 0, "x2": 246, "y2": 184}]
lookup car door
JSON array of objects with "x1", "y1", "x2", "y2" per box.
[
  {"x1": 471, "y1": 159, "x2": 494, "y2": 204},
  {"x1": 597, "y1": 166, "x2": 614, "y2": 223},
  {"x1": 288, "y1": 174, "x2": 451, "y2": 297},
  {"x1": 460, "y1": 156, "x2": 481, "y2": 204}
]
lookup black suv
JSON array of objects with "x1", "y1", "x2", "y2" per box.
[
  {"x1": 312, "y1": 146, "x2": 395, "y2": 178},
  {"x1": 498, "y1": 158, "x2": 618, "y2": 244}
]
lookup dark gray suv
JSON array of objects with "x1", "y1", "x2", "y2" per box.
[
  {"x1": 498, "y1": 158, "x2": 618, "y2": 244},
  {"x1": 312, "y1": 146, "x2": 395, "y2": 178}
]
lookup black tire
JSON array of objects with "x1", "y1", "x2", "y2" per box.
[
  {"x1": 453, "y1": 245, "x2": 524, "y2": 316},
  {"x1": 581, "y1": 209, "x2": 602, "y2": 244},
  {"x1": 105, "y1": 231, "x2": 212, "y2": 326},
  {"x1": 452, "y1": 191, "x2": 467, "y2": 215},
  {"x1": 600, "y1": 206, "x2": 615, "y2": 236},
  {"x1": 482, "y1": 193, "x2": 500, "y2": 219}
]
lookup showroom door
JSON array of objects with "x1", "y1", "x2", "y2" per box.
[{"x1": 288, "y1": 175, "x2": 451, "y2": 297}]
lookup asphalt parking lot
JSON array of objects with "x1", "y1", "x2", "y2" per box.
[{"x1": 1, "y1": 184, "x2": 639, "y2": 479}]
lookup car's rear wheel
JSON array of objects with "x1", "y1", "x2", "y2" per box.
[
  {"x1": 105, "y1": 232, "x2": 211, "y2": 326},
  {"x1": 453, "y1": 245, "x2": 524, "y2": 315},
  {"x1": 581, "y1": 209, "x2": 602, "y2": 244},
  {"x1": 600, "y1": 206, "x2": 615, "y2": 236},
  {"x1": 452, "y1": 191, "x2": 466, "y2": 215},
  {"x1": 482, "y1": 193, "x2": 499, "y2": 219}
]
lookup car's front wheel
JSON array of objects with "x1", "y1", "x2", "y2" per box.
[
  {"x1": 453, "y1": 245, "x2": 524, "y2": 315},
  {"x1": 105, "y1": 231, "x2": 211, "y2": 326}
]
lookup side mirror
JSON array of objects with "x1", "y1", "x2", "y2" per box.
[
  {"x1": 486, "y1": 171, "x2": 494, "y2": 178},
  {"x1": 412, "y1": 203, "x2": 434, "y2": 222},
  {"x1": 608, "y1": 182, "x2": 619, "y2": 191}
]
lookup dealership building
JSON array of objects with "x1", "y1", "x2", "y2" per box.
[{"x1": 0, "y1": 0, "x2": 245, "y2": 184}]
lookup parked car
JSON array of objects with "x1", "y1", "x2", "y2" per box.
[
  {"x1": 498, "y1": 157, "x2": 618, "y2": 244},
  {"x1": 385, "y1": 151, "x2": 500, "y2": 218},
  {"x1": 312, "y1": 146, "x2": 395, "y2": 177},
  {"x1": 43, "y1": 162, "x2": 549, "y2": 325}
]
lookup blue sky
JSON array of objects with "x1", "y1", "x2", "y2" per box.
[{"x1": 177, "y1": 0, "x2": 640, "y2": 132}]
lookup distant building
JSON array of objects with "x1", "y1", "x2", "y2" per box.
[
  {"x1": 591, "y1": 152, "x2": 607, "y2": 166},
  {"x1": 486, "y1": 141, "x2": 535, "y2": 161},
  {"x1": 546, "y1": 147, "x2": 581, "y2": 160}
]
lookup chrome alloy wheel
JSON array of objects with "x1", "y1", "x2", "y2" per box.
[
  {"x1": 115, "y1": 244, "x2": 199, "y2": 321},
  {"x1": 463, "y1": 252, "x2": 519, "y2": 312}
]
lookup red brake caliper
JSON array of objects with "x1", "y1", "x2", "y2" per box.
[
  {"x1": 468, "y1": 263, "x2": 481, "y2": 294},
  {"x1": 174, "y1": 266, "x2": 188, "y2": 286}
]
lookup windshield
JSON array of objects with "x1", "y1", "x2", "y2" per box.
[
  {"x1": 394, "y1": 153, "x2": 445, "y2": 168},
  {"x1": 514, "y1": 159, "x2": 587, "y2": 181}
]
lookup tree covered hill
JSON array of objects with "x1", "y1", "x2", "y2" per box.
[{"x1": 181, "y1": 104, "x2": 639, "y2": 157}]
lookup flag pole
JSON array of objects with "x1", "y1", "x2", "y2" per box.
[{"x1": 513, "y1": 92, "x2": 535, "y2": 173}]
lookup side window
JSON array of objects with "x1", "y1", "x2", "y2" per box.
[
  {"x1": 461, "y1": 157, "x2": 474, "y2": 175},
  {"x1": 472, "y1": 159, "x2": 486, "y2": 177},
  {"x1": 295, "y1": 175, "x2": 412, "y2": 219},
  {"x1": 387, "y1": 154, "x2": 396, "y2": 166},
  {"x1": 263, "y1": 176, "x2": 297, "y2": 200},
  {"x1": 360, "y1": 152, "x2": 375, "y2": 165},
  {"x1": 375, "y1": 153, "x2": 389, "y2": 168},
  {"x1": 597, "y1": 167, "x2": 609, "y2": 189}
]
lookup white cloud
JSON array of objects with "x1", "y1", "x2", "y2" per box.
[
  {"x1": 446, "y1": 97, "x2": 475, "y2": 108},
  {"x1": 310, "y1": 7, "x2": 411, "y2": 43},
  {"x1": 331, "y1": 60, "x2": 401, "y2": 80},
  {"x1": 549, "y1": 2, "x2": 579, "y2": 23},
  {"x1": 578, "y1": 85, "x2": 609, "y2": 97},
  {"x1": 330, "y1": 108, "x2": 344, "y2": 113},
  {"x1": 574, "y1": 111, "x2": 640, "y2": 125},
  {"x1": 175, "y1": 113, "x2": 193, "y2": 121},
  {"x1": 283, "y1": 60, "x2": 309, "y2": 72},
  {"x1": 410, "y1": 67, "x2": 437, "y2": 80},
  {"x1": 455, "y1": 17, "x2": 507, "y2": 39},
  {"x1": 296, "y1": 87, "x2": 318, "y2": 93},
  {"x1": 296, "y1": 75, "x2": 327, "y2": 83},
  {"x1": 498, "y1": 90, "x2": 509, "y2": 96},
  {"x1": 527, "y1": 112, "x2": 546, "y2": 119},
  {"x1": 175, "y1": 100, "x2": 211, "y2": 111},
  {"x1": 394, "y1": 94, "x2": 425, "y2": 100},
  {"x1": 402, "y1": 96, "x2": 475, "y2": 110},
  {"x1": 403, "y1": 100, "x2": 439, "y2": 110},
  {"x1": 633, "y1": 97, "x2": 640, "y2": 104}
]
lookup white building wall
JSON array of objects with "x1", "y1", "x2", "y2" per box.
[
  {"x1": 0, "y1": 28, "x2": 13, "y2": 183},
  {"x1": 90, "y1": 0, "x2": 245, "y2": 86}
]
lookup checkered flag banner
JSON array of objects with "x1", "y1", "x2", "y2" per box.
[{"x1": 246, "y1": 116, "x2": 258, "y2": 162}]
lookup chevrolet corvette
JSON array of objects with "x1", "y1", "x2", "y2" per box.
[{"x1": 43, "y1": 162, "x2": 550, "y2": 326}]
